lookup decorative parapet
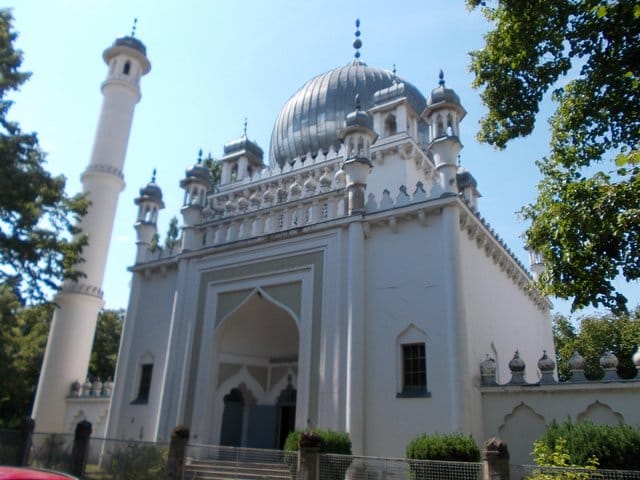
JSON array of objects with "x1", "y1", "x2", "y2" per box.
[
  {"x1": 81, "y1": 163, "x2": 125, "y2": 181},
  {"x1": 481, "y1": 348, "x2": 640, "y2": 388},
  {"x1": 59, "y1": 281, "x2": 104, "y2": 299},
  {"x1": 69, "y1": 377, "x2": 113, "y2": 398},
  {"x1": 458, "y1": 207, "x2": 550, "y2": 311}
]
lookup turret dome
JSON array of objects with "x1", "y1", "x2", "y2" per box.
[{"x1": 269, "y1": 60, "x2": 426, "y2": 168}]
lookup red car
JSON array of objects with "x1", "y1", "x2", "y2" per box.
[{"x1": 0, "y1": 467, "x2": 78, "y2": 480}]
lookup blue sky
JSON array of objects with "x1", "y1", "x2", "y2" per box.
[{"x1": 8, "y1": 0, "x2": 638, "y2": 316}]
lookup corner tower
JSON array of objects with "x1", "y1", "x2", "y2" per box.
[{"x1": 32, "y1": 32, "x2": 151, "y2": 433}]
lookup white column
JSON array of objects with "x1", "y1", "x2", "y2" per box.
[
  {"x1": 345, "y1": 220, "x2": 366, "y2": 454},
  {"x1": 440, "y1": 204, "x2": 471, "y2": 432}
]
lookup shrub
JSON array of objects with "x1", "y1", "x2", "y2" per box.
[
  {"x1": 406, "y1": 432, "x2": 480, "y2": 462},
  {"x1": 106, "y1": 443, "x2": 168, "y2": 480},
  {"x1": 284, "y1": 429, "x2": 352, "y2": 454},
  {"x1": 537, "y1": 420, "x2": 640, "y2": 470},
  {"x1": 529, "y1": 437, "x2": 597, "y2": 480}
]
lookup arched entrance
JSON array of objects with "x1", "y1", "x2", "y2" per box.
[{"x1": 216, "y1": 290, "x2": 299, "y2": 449}]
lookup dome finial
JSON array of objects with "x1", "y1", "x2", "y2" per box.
[
  {"x1": 243, "y1": 117, "x2": 247, "y2": 136},
  {"x1": 353, "y1": 19, "x2": 362, "y2": 59},
  {"x1": 151, "y1": 168, "x2": 156, "y2": 183},
  {"x1": 354, "y1": 93, "x2": 361, "y2": 111},
  {"x1": 197, "y1": 149, "x2": 203, "y2": 164},
  {"x1": 438, "y1": 69, "x2": 445, "y2": 87},
  {"x1": 131, "y1": 18, "x2": 138, "y2": 37}
]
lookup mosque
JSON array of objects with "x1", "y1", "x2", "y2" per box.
[{"x1": 31, "y1": 25, "x2": 640, "y2": 464}]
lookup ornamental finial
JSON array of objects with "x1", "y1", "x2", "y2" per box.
[
  {"x1": 198, "y1": 149, "x2": 203, "y2": 164},
  {"x1": 131, "y1": 18, "x2": 138, "y2": 37},
  {"x1": 243, "y1": 117, "x2": 247, "y2": 136},
  {"x1": 353, "y1": 19, "x2": 362, "y2": 59},
  {"x1": 151, "y1": 168, "x2": 156, "y2": 183},
  {"x1": 354, "y1": 93, "x2": 361, "y2": 111},
  {"x1": 438, "y1": 69, "x2": 445, "y2": 87}
]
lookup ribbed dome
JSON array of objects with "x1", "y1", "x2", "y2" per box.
[{"x1": 269, "y1": 60, "x2": 426, "y2": 168}]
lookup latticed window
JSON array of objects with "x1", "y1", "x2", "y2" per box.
[
  {"x1": 321, "y1": 203, "x2": 329, "y2": 221},
  {"x1": 402, "y1": 343, "x2": 426, "y2": 393}
]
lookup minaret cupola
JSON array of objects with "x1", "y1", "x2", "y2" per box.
[
  {"x1": 134, "y1": 169, "x2": 164, "y2": 262},
  {"x1": 339, "y1": 94, "x2": 378, "y2": 215},
  {"x1": 422, "y1": 71, "x2": 465, "y2": 195},
  {"x1": 180, "y1": 150, "x2": 212, "y2": 250},
  {"x1": 220, "y1": 120, "x2": 264, "y2": 185}
]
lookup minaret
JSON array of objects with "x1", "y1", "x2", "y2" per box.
[
  {"x1": 134, "y1": 170, "x2": 164, "y2": 263},
  {"x1": 422, "y1": 71, "x2": 466, "y2": 195},
  {"x1": 32, "y1": 29, "x2": 151, "y2": 433}
]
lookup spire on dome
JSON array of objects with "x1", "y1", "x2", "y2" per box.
[
  {"x1": 131, "y1": 18, "x2": 138, "y2": 37},
  {"x1": 243, "y1": 117, "x2": 248, "y2": 136},
  {"x1": 151, "y1": 168, "x2": 156, "y2": 183},
  {"x1": 197, "y1": 148, "x2": 203, "y2": 164},
  {"x1": 438, "y1": 70, "x2": 445, "y2": 87},
  {"x1": 353, "y1": 19, "x2": 362, "y2": 59}
]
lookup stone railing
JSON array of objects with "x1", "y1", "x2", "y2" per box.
[
  {"x1": 481, "y1": 347, "x2": 640, "y2": 386},
  {"x1": 68, "y1": 378, "x2": 113, "y2": 398}
]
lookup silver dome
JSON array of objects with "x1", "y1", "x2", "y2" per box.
[{"x1": 269, "y1": 60, "x2": 427, "y2": 168}]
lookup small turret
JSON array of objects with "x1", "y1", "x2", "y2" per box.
[
  {"x1": 134, "y1": 169, "x2": 164, "y2": 262},
  {"x1": 422, "y1": 71, "x2": 465, "y2": 195},
  {"x1": 339, "y1": 94, "x2": 377, "y2": 215},
  {"x1": 180, "y1": 150, "x2": 212, "y2": 250},
  {"x1": 219, "y1": 120, "x2": 264, "y2": 185},
  {"x1": 525, "y1": 246, "x2": 545, "y2": 280}
]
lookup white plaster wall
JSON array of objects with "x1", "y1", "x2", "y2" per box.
[
  {"x1": 64, "y1": 398, "x2": 111, "y2": 437},
  {"x1": 366, "y1": 145, "x2": 428, "y2": 202},
  {"x1": 458, "y1": 231, "x2": 554, "y2": 385},
  {"x1": 363, "y1": 215, "x2": 460, "y2": 457},
  {"x1": 111, "y1": 269, "x2": 178, "y2": 441},
  {"x1": 482, "y1": 383, "x2": 640, "y2": 465}
]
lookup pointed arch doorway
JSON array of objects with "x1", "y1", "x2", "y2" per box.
[{"x1": 216, "y1": 289, "x2": 300, "y2": 449}]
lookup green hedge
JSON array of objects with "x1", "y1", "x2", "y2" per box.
[
  {"x1": 406, "y1": 433, "x2": 480, "y2": 462},
  {"x1": 537, "y1": 420, "x2": 640, "y2": 470},
  {"x1": 284, "y1": 429, "x2": 352, "y2": 454}
]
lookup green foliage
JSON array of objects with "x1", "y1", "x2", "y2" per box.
[
  {"x1": 0, "y1": 10, "x2": 88, "y2": 304},
  {"x1": 0, "y1": 282, "x2": 123, "y2": 426},
  {"x1": 468, "y1": 0, "x2": 640, "y2": 312},
  {"x1": 406, "y1": 432, "x2": 480, "y2": 462},
  {"x1": 284, "y1": 429, "x2": 352, "y2": 454},
  {"x1": 553, "y1": 309, "x2": 640, "y2": 380},
  {"x1": 538, "y1": 420, "x2": 640, "y2": 470},
  {"x1": 530, "y1": 437, "x2": 597, "y2": 480},
  {"x1": 106, "y1": 443, "x2": 168, "y2": 480},
  {"x1": 164, "y1": 216, "x2": 180, "y2": 250},
  {"x1": 89, "y1": 309, "x2": 123, "y2": 381},
  {"x1": 0, "y1": 282, "x2": 50, "y2": 428},
  {"x1": 202, "y1": 152, "x2": 222, "y2": 189}
]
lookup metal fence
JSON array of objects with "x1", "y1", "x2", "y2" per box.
[
  {"x1": 184, "y1": 443, "x2": 298, "y2": 480},
  {"x1": 512, "y1": 464, "x2": 640, "y2": 480}
]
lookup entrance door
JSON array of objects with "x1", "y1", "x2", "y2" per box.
[
  {"x1": 276, "y1": 382, "x2": 297, "y2": 449},
  {"x1": 220, "y1": 388, "x2": 243, "y2": 446}
]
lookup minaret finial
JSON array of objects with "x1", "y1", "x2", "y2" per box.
[
  {"x1": 438, "y1": 69, "x2": 445, "y2": 87},
  {"x1": 197, "y1": 148, "x2": 203, "y2": 164},
  {"x1": 354, "y1": 93, "x2": 361, "y2": 111},
  {"x1": 243, "y1": 117, "x2": 247, "y2": 136},
  {"x1": 131, "y1": 18, "x2": 138, "y2": 37},
  {"x1": 151, "y1": 168, "x2": 156, "y2": 183},
  {"x1": 392, "y1": 64, "x2": 397, "y2": 76},
  {"x1": 353, "y1": 19, "x2": 362, "y2": 59}
]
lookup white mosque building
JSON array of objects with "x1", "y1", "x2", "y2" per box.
[{"x1": 33, "y1": 26, "x2": 640, "y2": 464}]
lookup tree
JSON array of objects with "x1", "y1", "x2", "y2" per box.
[
  {"x1": 89, "y1": 309, "x2": 123, "y2": 381},
  {"x1": 0, "y1": 282, "x2": 50, "y2": 427},
  {"x1": 164, "y1": 216, "x2": 180, "y2": 250},
  {"x1": 0, "y1": 10, "x2": 88, "y2": 304},
  {"x1": 468, "y1": 0, "x2": 640, "y2": 312},
  {"x1": 553, "y1": 307, "x2": 640, "y2": 380}
]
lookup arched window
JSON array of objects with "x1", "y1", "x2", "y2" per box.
[
  {"x1": 384, "y1": 114, "x2": 397, "y2": 136},
  {"x1": 123, "y1": 61, "x2": 131, "y2": 75},
  {"x1": 396, "y1": 324, "x2": 430, "y2": 397}
]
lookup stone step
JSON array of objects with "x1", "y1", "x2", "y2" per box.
[{"x1": 184, "y1": 458, "x2": 293, "y2": 480}]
